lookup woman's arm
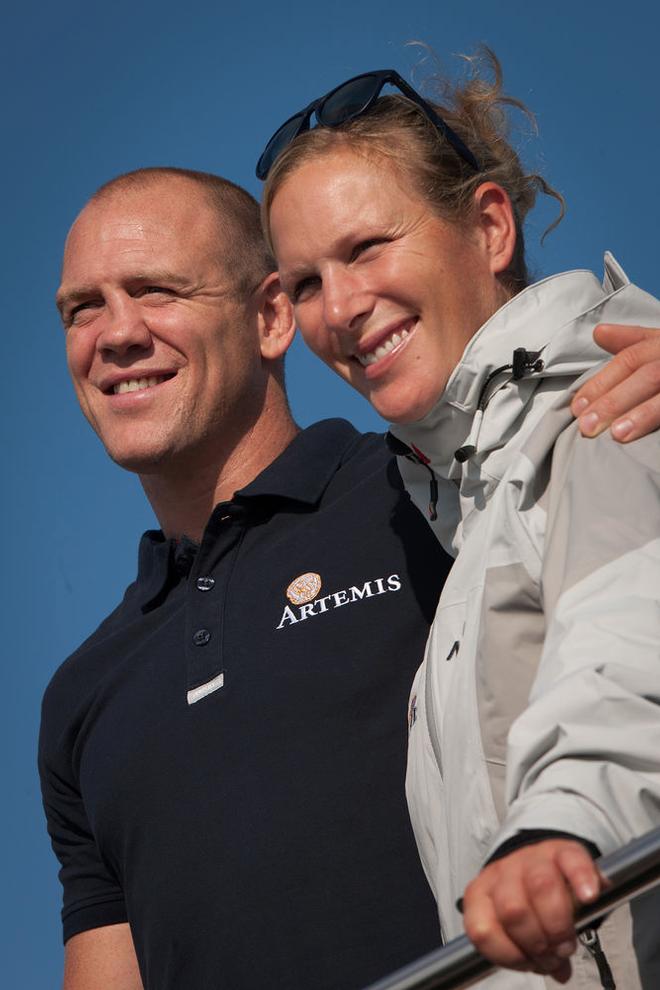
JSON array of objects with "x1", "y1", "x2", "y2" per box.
[{"x1": 464, "y1": 424, "x2": 660, "y2": 982}]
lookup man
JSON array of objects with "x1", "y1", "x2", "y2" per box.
[{"x1": 39, "y1": 167, "x2": 452, "y2": 990}]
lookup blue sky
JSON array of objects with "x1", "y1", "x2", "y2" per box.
[{"x1": 4, "y1": 0, "x2": 660, "y2": 984}]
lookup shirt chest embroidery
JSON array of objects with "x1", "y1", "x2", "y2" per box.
[{"x1": 276, "y1": 572, "x2": 402, "y2": 630}]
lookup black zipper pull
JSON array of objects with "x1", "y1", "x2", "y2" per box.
[
  {"x1": 580, "y1": 928, "x2": 616, "y2": 989},
  {"x1": 427, "y1": 474, "x2": 438, "y2": 521},
  {"x1": 386, "y1": 433, "x2": 438, "y2": 521},
  {"x1": 455, "y1": 443, "x2": 475, "y2": 463}
]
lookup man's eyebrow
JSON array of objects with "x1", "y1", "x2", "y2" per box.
[
  {"x1": 55, "y1": 283, "x2": 94, "y2": 315},
  {"x1": 55, "y1": 271, "x2": 192, "y2": 315}
]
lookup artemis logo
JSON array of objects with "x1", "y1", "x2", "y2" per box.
[
  {"x1": 276, "y1": 574, "x2": 402, "y2": 630},
  {"x1": 286, "y1": 572, "x2": 322, "y2": 605}
]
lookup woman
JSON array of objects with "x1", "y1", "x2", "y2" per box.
[{"x1": 259, "y1": 54, "x2": 660, "y2": 988}]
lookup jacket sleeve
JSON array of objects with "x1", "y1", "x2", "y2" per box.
[{"x1": 494, "y1": 423, "x2": 660, "y2": 856}]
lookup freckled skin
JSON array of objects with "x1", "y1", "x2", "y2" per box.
[{"x1": 269, "y1": 148, "x2": 510, "y2": 423}]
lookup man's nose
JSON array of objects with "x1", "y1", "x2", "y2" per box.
[
  {"x1": 96, "y1": 297, "x2": 152, "y2": 355},
  {"x1": 322, "y1": 267, "x2": 374, "y2": 334}
]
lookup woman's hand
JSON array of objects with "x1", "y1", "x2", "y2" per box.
[
  {"x1": 462, "y1": 840, "x2": 603, "y2": 983},
  {"x1": 572, "y1": 324, "x2": 660, "y2": 441}
]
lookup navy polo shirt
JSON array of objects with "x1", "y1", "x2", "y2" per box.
[{"x1": 39, "y1": 419, "x2": 452, "y2": 990}]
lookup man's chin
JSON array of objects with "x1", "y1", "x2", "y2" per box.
[{"x1": 105, "y1": 446, "x2": 171, "y2": 476}]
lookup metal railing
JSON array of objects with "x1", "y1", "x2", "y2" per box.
[{"x1": 362, "y1": 826, "x2": 660, "y2": 990}]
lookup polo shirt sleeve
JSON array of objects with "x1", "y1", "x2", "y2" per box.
[{"x1": 39, "y1": 678, "x2": 128, "y2": 943}]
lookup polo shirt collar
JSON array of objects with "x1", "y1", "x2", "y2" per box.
[
  {"x1": 132, "y1": 418, "x2": 366, "y2": 611},
  {"x1": 234, "y1": 418, "x2": 362, "y2": 505}
]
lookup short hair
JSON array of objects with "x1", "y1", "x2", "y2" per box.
[
  {"x1": 92, "y1": 167, "x2": 275, "y2": 297},
  {"x1": 263, "y1": 48, "x2": 564, "y2": 296}
]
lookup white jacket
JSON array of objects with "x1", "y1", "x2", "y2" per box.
[{"x1": 392, "y1": 255, "x2": 660, "y2": 989}]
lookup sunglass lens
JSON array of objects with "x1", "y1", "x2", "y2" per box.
[
  {"x1": 257, "y1": 111, "x2": 308, "y2": 178},
  {"x1": 319, "y1": 75, "x2": 380, "y2": 126}
]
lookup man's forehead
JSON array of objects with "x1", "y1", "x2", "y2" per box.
[
  {"x1": 58, "y1": 184, "x2": 224, "y2": 305},
  {"x1": 60, "y1": 210, "x2": 173, "y2": 287},
  {"x1": 63, "y1": 186, "x2": 218, "y2": 267},
  {"x1": 86, "y1": 216, "x2": 154, "y2": 241},
  {"x1": 71, "y1": 182, "x2": 214, "y2": 239}
]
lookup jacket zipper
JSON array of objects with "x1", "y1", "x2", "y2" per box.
[
  {"x1": 386, "y1": 347, "x2": 545, "y2": 511},
  {"x1": 580, "y1": 928, "x2": 616, "y2": 989},
  {"x1": 385, "y1": 433, "x2": 438, "y2": 520}
]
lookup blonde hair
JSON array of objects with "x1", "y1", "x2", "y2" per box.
[{"x1": 262, "y1": 48, "x2": 563, "y2": 294}]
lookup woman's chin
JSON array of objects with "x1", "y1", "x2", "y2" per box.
[{"x1": 370, "y1": 387, "x2": 441, "y2": 425}]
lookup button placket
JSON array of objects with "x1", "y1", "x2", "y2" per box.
[{"x1": 185, "y1": 509, "x2": 246, "y2": 702}]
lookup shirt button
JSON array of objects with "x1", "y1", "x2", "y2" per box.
[
  {"x1": 196, "y1": 576, "x2": 215, "y2": 592},
  {"x1": 193, "y1": 628, "x2": 211, "y2": 646}
]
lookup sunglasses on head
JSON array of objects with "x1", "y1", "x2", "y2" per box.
[{"x1": 256, "y1": 69, "x2": 482, "y2": 180}]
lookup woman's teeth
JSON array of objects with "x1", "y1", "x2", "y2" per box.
[
  {"x1": 113, "y1": 376, "x2": 168, "y2": 395},
  {"x1": 358, "y1": 328, "x2": 409, "y2": 367}
]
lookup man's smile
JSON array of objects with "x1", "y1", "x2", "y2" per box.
[
  {"x1": 112, "y1": 373, "x2": 176, "y2": 395},
  {"x1": 98, "y1": 370, "x2": 179, "y2": 396}
]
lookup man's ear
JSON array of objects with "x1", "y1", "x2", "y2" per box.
[
  {"x1": 473, "y1": 182, "x2": 516, "y2": 276},
  {"x1": 256, "y1": 272, "x2": 296, "y2": 361}
]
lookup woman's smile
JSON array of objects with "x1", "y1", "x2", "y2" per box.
[
  {"x1": 270, "y1": 146, "x2": 506, "y2": 423},
  {"x1": 355, "y1": 317, "x2": 417, "y2": 370}
]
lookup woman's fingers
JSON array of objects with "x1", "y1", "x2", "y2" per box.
[{"x1": 462, "y1": 840, "x2": 602, "y2": 983}]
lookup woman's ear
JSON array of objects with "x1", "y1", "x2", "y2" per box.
[
  {"x1": 256, "y1": 272, "x2": 297, "y2": 361},
  {"x1": 473, "y1": 182, "x2": 517, "y2": 276}
]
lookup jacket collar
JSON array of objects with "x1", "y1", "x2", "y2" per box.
[{"x1": 389, "y1": 255, "x2": 628, "y2": 481}]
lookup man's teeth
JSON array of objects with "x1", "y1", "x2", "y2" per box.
[
  {"x1": 113, "y1": 376, "x2": 168, "y2": 395},
  {"x1": 358, "y1": 328, "x2": 409, "y2": 367}
]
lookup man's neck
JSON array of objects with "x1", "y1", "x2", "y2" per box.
[{"x1": 141, "y1": 399, "x2": 299, "y2": 543}]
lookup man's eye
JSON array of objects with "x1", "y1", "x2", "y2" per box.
[{"x1": 68, "y1": 300, "x2": 100, "y2": 324}]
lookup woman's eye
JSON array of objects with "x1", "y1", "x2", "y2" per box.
[
  {"x1": 352, "y1": 238, "x2": 387, "y2": 260},
  {"x1": 292, "y1": 276, "x2": 320, "y2": 302},
  {"x1": 141, "y1": 286, "x2": 173, "y2": 297}
]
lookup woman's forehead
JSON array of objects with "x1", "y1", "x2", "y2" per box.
[{"x1": 271, "y1": 146, "x2": 419, "y2": 226}]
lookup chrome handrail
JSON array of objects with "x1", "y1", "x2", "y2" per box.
[{"x1": 363, "y1": 826, "x2": 660, "y2": 990}]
